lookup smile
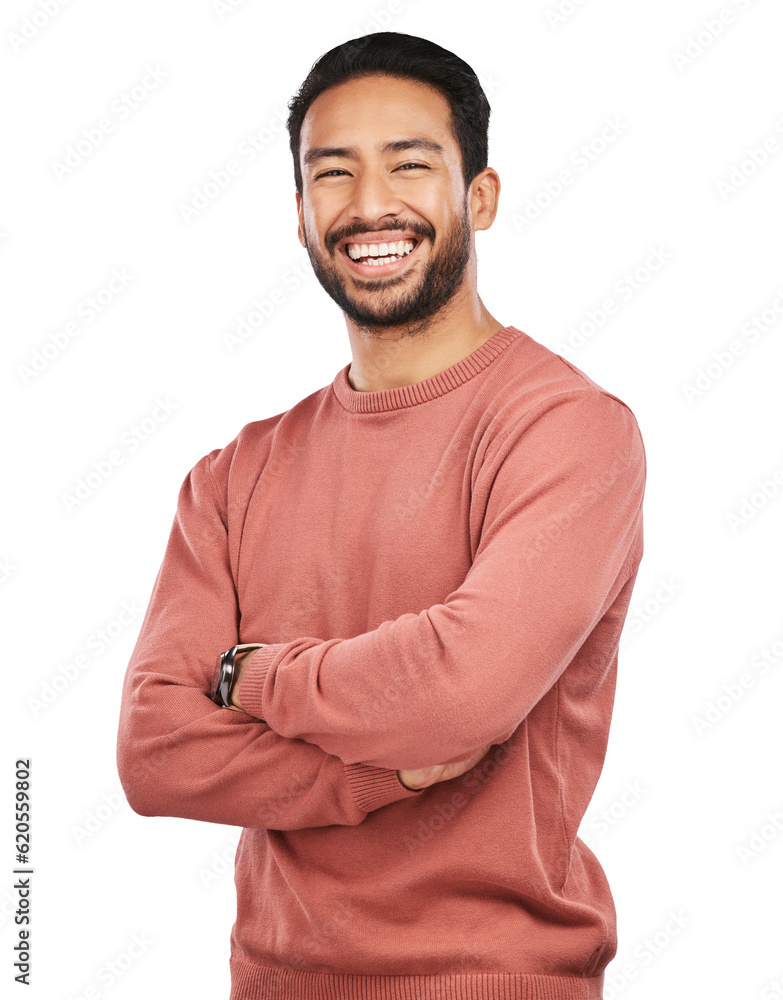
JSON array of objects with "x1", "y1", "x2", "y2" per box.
[{"x1": 341, "y1": 238, "x2": 421, "y2": 275}]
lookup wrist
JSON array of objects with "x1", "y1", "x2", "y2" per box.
[
  {"x1": 228, "y1": 646, "x2": 265, "y2": 711},
  {"x1": 211, "y1": 643, "x2": 266, "y2": 711}
]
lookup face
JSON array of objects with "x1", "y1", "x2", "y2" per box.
[{"x1": 296, "y1": 74, "x2": 475, "y2": 334}]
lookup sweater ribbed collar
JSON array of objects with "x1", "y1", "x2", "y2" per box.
[{"x1": 331, "y1": 325, "x2": 524, "y2": 414}]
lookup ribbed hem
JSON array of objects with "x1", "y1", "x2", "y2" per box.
[
  {"x1": 344, "y1": 761, "x2": 423, "y2": 811},
  {"x1": 331, "y1": 326, "x2": 524, "y2": 413},
  {"x1": 229, "y1": 960, "x2": 604, "y2": 999},
  {"x1": 234, "y1": 643, "x2": 284, "y2": 719}
]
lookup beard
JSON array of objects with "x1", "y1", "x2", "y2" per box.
[{"x1": 302, "y1": 203, "x2": 473, "y2": 336}]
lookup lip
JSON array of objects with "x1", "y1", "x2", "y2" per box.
[{"x1": 339, "y1": 238, "x2": 422, "y2": 277}]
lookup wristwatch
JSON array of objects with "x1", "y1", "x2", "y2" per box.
[{"x1": 210, "y1": 643, "x2": 265, "y2": 708}]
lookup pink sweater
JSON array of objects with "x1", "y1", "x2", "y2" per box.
[{"x1": 117, "y1": 325, "x2": 646, "y2": 999}]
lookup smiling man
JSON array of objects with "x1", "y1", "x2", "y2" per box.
[
  {"x1": 294, "y1": 63, "x2": 503, "y2": 388},
  {"x1": 117, "y1": 31, "x2": 646, "y2": 1000}
]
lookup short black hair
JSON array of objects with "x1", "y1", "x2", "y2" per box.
[{"x1": 286, "y1": 31, "x2": 491, "y2": 197}]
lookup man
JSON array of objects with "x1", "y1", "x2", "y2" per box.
[{"x1": 117, "y1": 31, "x2": 646, "y2": 1000}]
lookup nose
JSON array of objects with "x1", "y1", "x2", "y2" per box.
[{"x1": 347, "y1": 165, "x2": 404, "y2": 225}]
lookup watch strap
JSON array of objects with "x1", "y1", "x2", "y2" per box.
[{"x1": 212, "y1": 643, "x2": 266, "y2": 708}]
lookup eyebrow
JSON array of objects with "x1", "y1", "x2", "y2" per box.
[{"x1": 303, "y1": 137, "x2": 445, "y2": 169}]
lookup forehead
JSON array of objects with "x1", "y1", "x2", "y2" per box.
[{"x1": 300, "y1": 74, "x2": 456, "y2": 155}]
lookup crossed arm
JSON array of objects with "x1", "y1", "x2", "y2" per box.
[
  {"x1": 116, "y1": 459, "x2": 423, "y2": 833},
  {"x1": 117, "y1": 388, "x2": 645, "y2": 826},
  {"x1": 213, "y1": 390, "x2": 645, "y2": 771},
  {"x1": 226, "y1": 653, "x2": 456, "y2": 791}
]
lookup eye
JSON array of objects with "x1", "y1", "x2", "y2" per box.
[{"x1": 314, "y1": 162, "x2": 430, "y2": 180}]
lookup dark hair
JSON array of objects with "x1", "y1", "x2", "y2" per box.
[{"x1": 286, "y1": 31, "x2": 491, "y2": 197}]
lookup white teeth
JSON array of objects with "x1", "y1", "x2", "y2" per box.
[{"x1": 346, "y1": 239, "x2": 417, "y2": 261}]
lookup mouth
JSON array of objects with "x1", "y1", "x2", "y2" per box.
[{"x1": 338, "y1": 235, "x2": 422, "y2": 276}]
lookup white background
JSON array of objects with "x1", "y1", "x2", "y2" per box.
[{"x1": 2, "y1": 0, "x2": 782, "y2": 997}]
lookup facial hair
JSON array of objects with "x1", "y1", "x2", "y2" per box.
[{"x1": 302, "y1": 203, "x2": 473, "y2": 337}]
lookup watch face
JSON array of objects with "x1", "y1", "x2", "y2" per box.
[{"x1": 210, "y1": 655, "x2": 224, "y2": 704}]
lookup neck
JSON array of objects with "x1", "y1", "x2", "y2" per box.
[{"x1": 344, "y1": 283, "x2": 504, "y2": 393}]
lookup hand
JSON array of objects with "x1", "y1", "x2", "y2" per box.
[{"x1": 397, "y1": 743, "x2": 493, "y2": 791}]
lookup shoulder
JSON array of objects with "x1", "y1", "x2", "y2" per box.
[
  {"x1": 185, "y1": 381, "x2": 334, "y2": 517},
  {"x1": 475, "y1": 332, "x2": 646, "y2": 502},
  {"x1": 487, "y1": 329, "x2": 644, "y2": 451}
]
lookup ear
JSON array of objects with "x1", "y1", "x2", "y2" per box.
[
  {"x1": 296, "y1": 191, "x2": 306, "y2": 248},
  {"x1": 468, "y1": 167, "x2": 501, "y2": 233}
]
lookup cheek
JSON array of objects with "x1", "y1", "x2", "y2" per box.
[
  {"x1": 406, "y1": 186, "x2": 452, "y2": 229},
  {"x1": 304, "y1": 203, "x2": 338, "y2": 251}
]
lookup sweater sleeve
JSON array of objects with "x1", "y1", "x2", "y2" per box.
[
  {"x1": 116, "y1": 450, "x2": 422, "y2": 831},
  {"x1": 235, "y1": 389, "x2": 646, "y2": 771}
]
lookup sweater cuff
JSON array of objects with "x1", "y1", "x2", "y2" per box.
[
  {"x1": 236, "y1": 646, "x2": 423, "y2": 811},
  {"x1": 344, "y1": 762, "x2": 424, "y2": 812},
  {"x1": 235, "y1": 643, "x2": 285, "y2": 719}
]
